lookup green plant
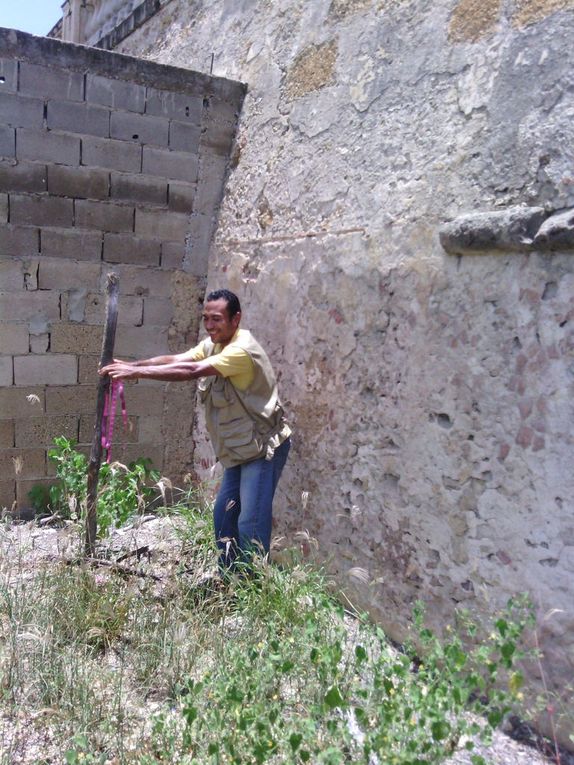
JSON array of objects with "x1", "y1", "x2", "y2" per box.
[
  {"x1": 29, "y1": 436, "x2": 160, "y2": 536},
  {"x1": 3, "y1": 485, "x2": 540, "y2": 765},
  {"x1": 145, "y1": 574, "x2": 536, "y2": 765}
]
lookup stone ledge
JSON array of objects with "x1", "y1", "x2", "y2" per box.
[{"x1": 440, "y1": 206, "x2": 574, "y2": 254}]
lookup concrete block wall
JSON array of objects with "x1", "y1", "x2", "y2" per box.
[{"x1": 0, "y1": 28, "x2": 245, "y2": 511}]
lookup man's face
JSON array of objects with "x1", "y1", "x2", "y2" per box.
[{"x1": 202, "y1": 298, "x2": 240, "y2": 347}]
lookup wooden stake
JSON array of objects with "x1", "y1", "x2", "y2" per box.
[{"x1": 85, "y1": 273, "x2": 119, "y2": 556}]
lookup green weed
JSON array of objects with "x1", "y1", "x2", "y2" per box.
[
  {"x1": 4, "y1": 468, "x2": 540, "y2": 764},
  {"x1": 28, "y1": 436, "x2": 160, "y2": 536}
]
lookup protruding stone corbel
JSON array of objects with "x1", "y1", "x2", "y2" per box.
[{"x1": 439, "y1": 206, "x2": 574, "y2": 254}]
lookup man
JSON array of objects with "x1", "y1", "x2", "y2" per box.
[{"x1": 100, "y1": 289, "x2": 291, "y2": 570}]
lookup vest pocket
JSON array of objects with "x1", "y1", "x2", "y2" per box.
[{"x1": 219, "y1": 418, "x2": 263, "y2": 461}]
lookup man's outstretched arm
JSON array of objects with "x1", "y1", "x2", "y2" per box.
[{"x1": 99, "y1": 357, "x2": 219, "y2": 382}]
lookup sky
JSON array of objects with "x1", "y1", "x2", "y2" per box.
[{"x1": 0, "y1": 0, "x2": 64, "y2": 37}]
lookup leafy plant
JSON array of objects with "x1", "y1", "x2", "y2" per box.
[
  {"x1": 7, "y1": 483, "x2": 543, "y2": 765},
  {"x1": 29, "y1": 436, "x2": 160, "y2": 536},
  {"x1": 144, "y1": 568, "x2": 536, "y2": 765}
]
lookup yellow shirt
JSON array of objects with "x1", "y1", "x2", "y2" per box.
[{"x1": 188, "y1": 329, "x2": 254, "y2": 391}]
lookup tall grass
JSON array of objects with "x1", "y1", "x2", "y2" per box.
[{"x1": 0, "y1": 492, "x2": 535, "y2": 765}]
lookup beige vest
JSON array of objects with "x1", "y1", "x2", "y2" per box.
[{"x1": 198, "y1": 331, "x2": 290, "y2": 468}]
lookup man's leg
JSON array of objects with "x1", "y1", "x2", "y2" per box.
[
  {"x1": 213, "y1": 464, "x2": 241, "y2": 568},
  {"x1": 237, "y1": 438, "x2": 291, "y2": 559}
]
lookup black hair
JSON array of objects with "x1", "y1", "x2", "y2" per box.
[{"x1": 205, "y1": 289, "x2": 241, "y2": 318}]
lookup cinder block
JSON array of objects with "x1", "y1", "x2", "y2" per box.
[
  {"x1": 0, "y1": 480, "x2": 16, "y2": 511},
  {"x1": 0, "y1": 125, "x2": 15, "y2": 159},
  {"x1": 109, "y1": 383, "x2": 164, "y2": 416},
  {"x1": 145, "y1": 88, "x2": 202, "y2": 124},
  {"x1": 193, "y1": 154, "x2": 227, "y2": 214},
  {"x1": 82, "y1": 136, "x2": 142, "y2": 174},
  {"x1": 0, "y1": 387, "x2": 45, "y2": 417},
  {"x1": 0, "y1": 160, "x2": 47, "y2": 193},
  {"x1": 29, "y1": 333, "x2": 49, "y2": 353},
  {"x1": 75, "y1": 199, "x2": 134, "y2": 233},
  {"x1": 200, "y1": 120, "x2": 237, "y2": 157},
  {"x1": 38, "y1": 258, "x2": 101, "y2": 290},
  {"x1": 187, "y1": 212, "x2": 213, "y2": 243},
  {"x1": 169, "y1": 121, "x2": 201, "y2": 153},
  {"x1": 0, "y1": 356, "x2": 13, "y2": 385},
  {"x1": 78, "y1": 354, "x2": 99, "y2": 384},
  {"x1": 110, "y1": 172, "x2": 167, "y2": 205},
  {"x1": 182, "y1": 223, "x2": 210, "y2": 276},
  {"x1": 14, "y1": 415, "x2": 78, "y2": 448},
  {"x1": 160, "y1": 241, "x2": 185, "y2": 270},
  {"x1": 99, "y1": 443, "x2": 163, "y2": 471},
  {"x1": 112, "y1": 264, "x2": 174, "y2": 298},
  {"x1": 48, "y1": 165, "x2": 109, "y2": 200},
  {"x1": 0, "y1": 447, "x2": 46, "y2": 478},
  {"x1": 204, "y1": 96, "x2": 239, "y2": 125},
  {"x1": 0, "y1": 92, "x2": 44, "y2": 129},
  {"x1": 0, "y1": 323, "x2": 29, "y2": 354},
  {"x1": 79, "y1": 413, "x2": 138, "y2": 445},
  {"x1": 0, "y1": 291, "x2": 60, "y2": 321},
  {"x1": 83, "y1": 292, "x2": 143, "y2": 326},
  {"x1": 168, "y1": 181, "x2": 196, "y2": 214},
  {"x1": 19, "y1": 62, "x2": 84, "y2": 102},
  {"x1": 142, "y1": 146, "x2": 199, "y2": 184},
  {"x1": 86, "y1": 74, "x2": 146, "y2": 113},
  {"x1": 114, "y1": 325, "x2": 169, "y2": 358},
  {"x1": 110, "y1": 111, "x2": 169, "y2": 147},
  {"x1": 0, "y1": 420, "x2": 14, "y2": 447},
  {"x1": 0, "y1": 59, "x2": 18, "y2": 93},
  {"x1": 136, "y1": 415, "x2": 163, "y2": 443},
  {"x1": 46, "y1": 385, "x2": 98, "y2": 415},
  {"x1": 41, "y1": 227, "x2": 103, "y2": 261},
  {"x1": 51, "y1": 323, "x2": 103, "y2": 354},
  {"x1": 47, "y1": 100, "x2": 110, "y2": 138},
  {"x1": 0, "y1": 224, "x2": 40, "y2": 256},
  {"x1": 135, "y1": 209, "x2": 190, "y2": 242},
  {"x1": 143, "y1": 297, "x2": 174, "y2": 325},
  {"x1": 103, "y1": 232, "x2": 160, "y2": 266},
  {"x1": 17, "y1": 128, "x2": 81, "y2": 165},
  {"x1": 11, "y1": 194, "x2": 74, "y2": 228},
  {"x1": 16, "y1": 478, "x2": 57, "y2": 507},
  {"x1": 0, "y1": 259, "x2": 38, "y2": 290},
  {"x1": 14, "y1": 354, "x2": 78, "y2": 386}
]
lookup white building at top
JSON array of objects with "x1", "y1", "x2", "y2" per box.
[{"x1": 51, "y1": 0, "x2": 162, "y2": 48}]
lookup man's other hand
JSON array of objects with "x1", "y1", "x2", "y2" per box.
[{"x1": 99, "y1": 361, "x2": 139, "y2": 380}]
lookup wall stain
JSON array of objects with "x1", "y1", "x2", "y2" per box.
[
  {"x1": 284, "y1": 39, "x2": 339, "y2": 101},
  {"x1": 513, "y1": 0, "x2": 574, "y2": 27},
  {"x1": 448, "y1": 0, "x2": 502, "y2": 42}
]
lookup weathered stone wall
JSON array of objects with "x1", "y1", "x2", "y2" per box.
[
  {"x1": 112, "y1": 0, "x2": 574, "y2": 742},
  {"x1": 0, "y1": 28, "x2": 245, "y2": 510}
]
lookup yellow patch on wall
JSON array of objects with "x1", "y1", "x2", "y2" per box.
[
  {"x1": 284, "y1": 40, "x2": 339, "y2": 101},
  {"x1": 513, "y1": 0, "x2": 574, "y2": 27},
  {"x1": 448, "y1": 0, "x2": 502, "y2": 42}
]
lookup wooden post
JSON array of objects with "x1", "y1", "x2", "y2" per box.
[{"x1": 85, "y1": 272, "x2": 119, "y2": 556}]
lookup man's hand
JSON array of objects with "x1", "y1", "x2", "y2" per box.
[{"x1": 99, "y1": 360, "x2": 140, "y2": 380}]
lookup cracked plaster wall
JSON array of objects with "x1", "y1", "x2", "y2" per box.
[{"x1": 115, "y1": 0, "x2": 574, "y2": 740}]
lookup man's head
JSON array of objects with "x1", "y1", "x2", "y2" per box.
[{"x1": 203, "y1": 289, "x2": 242, "y2": 347}]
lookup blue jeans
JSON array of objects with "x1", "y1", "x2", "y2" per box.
[{"x1": 213, "y1": 438, "x2": 291, "y2": 569}]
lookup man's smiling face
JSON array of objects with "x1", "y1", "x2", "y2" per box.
[{"x1": 202, "y1": 298, "x2": 241, "y2": 347}]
